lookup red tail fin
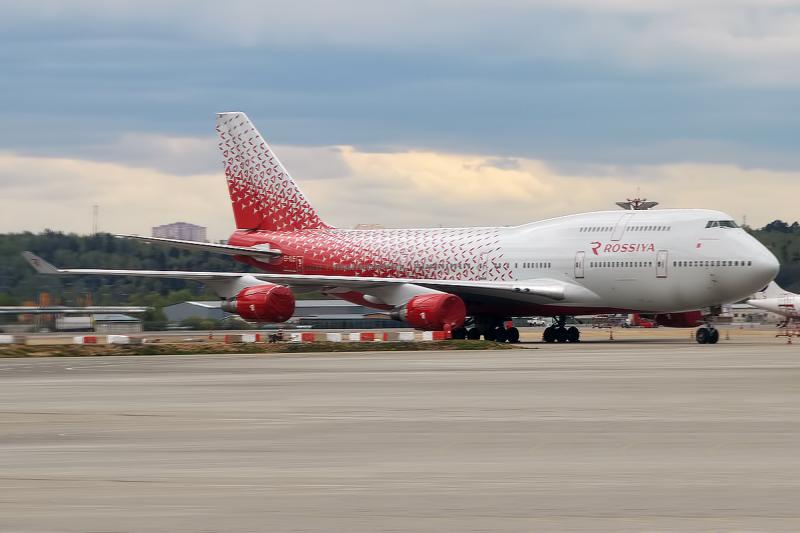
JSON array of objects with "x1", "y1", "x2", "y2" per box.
[{"x1": 216, "y1": 112, "x2": 329, "y2": 231}]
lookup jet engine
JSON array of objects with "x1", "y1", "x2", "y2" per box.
[
  {"x1": 390, "y1": 293, "x2": 466, "y2": 331},
  {"x1": 221, "y1": 284, "x2": 295, "y2": 322},
  {"x1": 651, "y1": 311, "x2": 705, "y2": 328}
]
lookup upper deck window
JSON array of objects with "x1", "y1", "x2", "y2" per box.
[{"x1": 705, "y1": 220, "x2": 739, "y2": 229}]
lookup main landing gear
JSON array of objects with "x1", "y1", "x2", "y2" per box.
[
  {"x1": 459, "y1": 317, "x2": 520, "y2": 343},
  {"x1": 543, "y1": 316, "x2": 580, "y2": 343}
]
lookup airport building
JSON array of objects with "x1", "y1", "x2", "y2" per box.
[
  {"x1": 151, "y1": 222, "x2": 207, "y2": 242},
  {"x1": 92, "y1": 314, "x2": 143, "y2": 334}
]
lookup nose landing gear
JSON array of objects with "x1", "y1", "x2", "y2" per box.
[{"x1": 695, "y1": 307, "x2": 722, "y2": 344}]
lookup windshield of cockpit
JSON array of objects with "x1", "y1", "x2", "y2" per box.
[{"x1": 705, "y1": 220, "x2": 739, "y2": 229}]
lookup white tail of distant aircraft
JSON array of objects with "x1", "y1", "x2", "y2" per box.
[
  {"x1": 747, "y1": 282, "x2": 799, "y2": 319},
  {"x1": 23, "y1": 112, "x2": 780, "y2": 344}
]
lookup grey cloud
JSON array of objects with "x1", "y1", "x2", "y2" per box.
[{"x1": 0, "y1": 0, "x2": 799, "y2": 175}]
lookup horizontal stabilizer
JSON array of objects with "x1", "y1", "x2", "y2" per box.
[
  {"x1": 22, "y1": 251, "x2": 59, "y2": 274},
  {"x1": 115, "y1": 234, "x2": 281, "y2": 259},
  {"x1": 21, "y1": 252, "x2": 245, "y2": 281}
]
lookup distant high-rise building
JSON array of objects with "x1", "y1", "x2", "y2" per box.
[{"x1": 152, "y1": 222, "x2": 207, "y2": 242}]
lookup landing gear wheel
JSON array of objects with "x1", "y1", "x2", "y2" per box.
[
  {"x1": 566, "y1": 326, "x2": 580, "y2": 343},
  {"x1": 451, "y1": 327, "x2": 467, "y2": 340},
  {"x1": 483, "y1": 329, "x2": 496, "y2": 342},
  {"x1": 543, "y1": 326, "x2": 557, "y2": 343},
  {"x1": 467, "y1": 328, "x2": 481, "y2": 340},
  {"x1": 708, "y1": 328, "x2": 720, "y2": 344},
  {"x1": 492, "y1": 326, "x2": 508, "y2": 343},
  {"x1": 556, "y1": 327, "x2": 569, "y2": 343},
  {"x1": 506, "y1": 327, "x2": 520, "y2": 343},
  {"x1": 696, "y1": 327, "x2": 709, "y2": 344}
]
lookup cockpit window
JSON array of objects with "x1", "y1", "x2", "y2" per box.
[{"x1": 705, "y1": 220, "x2": 739, "y2": 229}]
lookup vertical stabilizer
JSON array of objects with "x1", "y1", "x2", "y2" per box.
[
  {"x1": 216, "y1": 112, "x2": 328, "y2": 231},
  {"x1": 753, "y1": 281, "x2": 789, "y2": 299}
]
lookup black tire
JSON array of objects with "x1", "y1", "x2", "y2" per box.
[
  {"x1": 543, "y1": 326, "x2": 556, "y2": 343},
  {"x1": 506, "y1": 327, "x2": 520, "y2": 343},
  {"x1": 556, "y1": 327, "x2": 568, "y2": 343},
  {"x1": 493, "y1": 326, "x2": 507, "y2": 343},
  {"x1": 467, "y1": 328, "x2": 481, "y2": 340},
  {"x1": 708, "y1": 328, "x2": 719, "y2": 344},
  {"x1": 566, "y1": 326, "x2": 580, "y2": 343},
  {"x1": 483, "y1": 328, "x2": 496, "y2": 341},
  {"x1": 696, "y1": 327, "x2": 709, "y2": 344},
  {"x1": 451, "y1": 327, "x2": 467, "y2": 340}
]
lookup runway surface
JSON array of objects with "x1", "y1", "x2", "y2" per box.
[{"x1": 2, "y1": 343, "x2": 800, "y2": 531}]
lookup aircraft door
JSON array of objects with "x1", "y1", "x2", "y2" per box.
[
  {"x1": 656, "y1": 250, "x2": 668, "y2": 278},
  {"x1": 781, "y1": 294, "x2": 798, "y2": 318},
  {"x1": 611, "y1": 213, "x2": 633, "y2": 242},
  {"x1": 283, "y1": 256, "x2": 304, "y2": 273},
  {"x1": 479, "y1": 252, "x2": 490, "y2": 280},
  {"x1": 574, "y1": 251, "x2": 585, "y2": 279}
]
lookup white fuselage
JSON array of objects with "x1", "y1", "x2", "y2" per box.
[{"x1": 496, "y1": 208, "x2": 778, "y2": 314}]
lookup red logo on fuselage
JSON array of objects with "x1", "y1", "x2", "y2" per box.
[{"x1": 590, "y1": 242, "x2": 655, "y2": 255}]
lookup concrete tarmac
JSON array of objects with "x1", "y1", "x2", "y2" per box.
[{"x1": 1, "y1": 342, "x2": 800, "y2": 531}]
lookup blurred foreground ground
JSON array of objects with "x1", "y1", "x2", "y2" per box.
[{"x1": 1, "y1": 340, "x2": 799, "y2": 531}]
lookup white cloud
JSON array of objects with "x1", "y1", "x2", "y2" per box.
[
  {"x1": 1, "y1": 138, "x2": 798, "y2": 242},
  {"x1": 0, "y1": 152, "x2": 230, "y2": 239}
]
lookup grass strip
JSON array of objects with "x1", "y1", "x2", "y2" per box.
[{"x1": 0, "y1": 340, "x2": 517, "y2": 358}]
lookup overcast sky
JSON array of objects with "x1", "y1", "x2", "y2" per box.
[{"x1": 1, "y1": 0, "x2": 799, "y2": 239}]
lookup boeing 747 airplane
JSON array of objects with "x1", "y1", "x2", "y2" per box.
[{"x1": 24, "y1": 112, "x2": 780, "y2": 344}]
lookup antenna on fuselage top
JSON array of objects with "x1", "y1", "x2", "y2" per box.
[{"x1": 615, "y1": 196, "x2": 658, "y2": 211}]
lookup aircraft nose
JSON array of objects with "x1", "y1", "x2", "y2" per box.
[{"x1": 751, "y1": 248, "x2": 780, "y2": 289}]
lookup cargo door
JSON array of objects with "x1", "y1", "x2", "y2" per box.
[{"x1": 283, "y1": 256, "x2": 304, "y2": 273}]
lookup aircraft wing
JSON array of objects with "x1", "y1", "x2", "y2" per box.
[
  {"x1": 245, "y1": 273, "x2": 568, "y2": 301},
  {"x1": 115, "y1": 234, "x2": 281, "y2": 259},
  {"x1": 23, "y1": 252, "x2": 573, "y2": 302}
]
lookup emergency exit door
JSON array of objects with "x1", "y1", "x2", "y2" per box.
[
  {"x1": 656, "y1": 250, "x2": 668, "y2": 278},
  {"x1": 575, "y1": 251, "x2": 585, "y2": 279}
]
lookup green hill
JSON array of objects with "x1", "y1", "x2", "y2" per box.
[
  {"x1": 748, "y1": 221, "x2": 800, "y2": 292},
  {"x1": 0, "y1": 231, "x2": 253, "y2": 307}
]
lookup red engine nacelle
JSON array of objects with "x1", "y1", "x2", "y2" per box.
[
  {"x1": 652, "y1": 311, "x2": 705, "y2": 328},
  {"x1": 390, "y1": 293, "x2": 466, "y2": 331},
  {"x1": 221, "y1": 284, "x2": 295, "y2": 322}
]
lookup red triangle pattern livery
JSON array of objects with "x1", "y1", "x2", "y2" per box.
[{"x1": 217, "y1": 112, "x2": 328, "y2": 232}]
